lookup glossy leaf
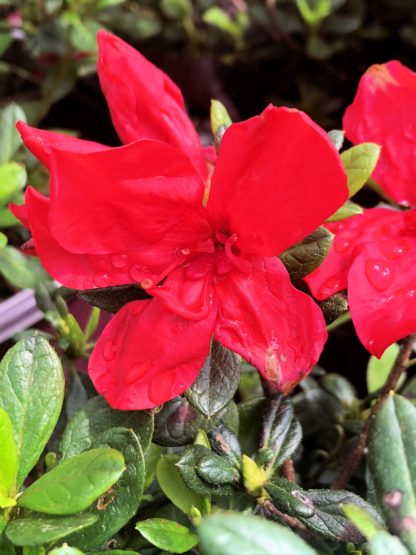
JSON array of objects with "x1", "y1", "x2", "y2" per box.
[
  {"x1": 265, "y1": 477, "x2": 315, "y2": 519},
  {"x1": 18, "y1": 448, "x2": 125, "y2": 515},
  {"x1": 59, "y1": 395, "x2": 153, "y2": 459},
  {"x1": 6, "y1": 514, "x2": 97, "y2": 547},
  {"x1": 326, "y1": 200, "x2": 363, "y2": 222},
  {"x1": 0, "y1": 247, "x2": 50, "y2": 289},
  {"x1": 342, "y1": 503, "x2": 383, "y2": 540},
  {"x1": 340, "y1": 142, "x2": 381, "y2": 198},
  {"x1": 0, "y1": 103, "x2": 26, "y2": 164},
  {"x1": 367, "y1": 343, "x2": 400, "y2": 394},
  {"x1": 65, "y1": 428, "x2": 145, "y2": 549},
  {"x1": 153, "y1": 397, "x2": 204, "y2": 447},
  {"x1": 78, "y1": 285, "x2": 150, "y2": 313},
  {"x1": 367, "y1": 394, "x2": 416, "y2": 553},
  {"x1": 156, "y1": 454, "x2": 205, "y2": 516},
  {"x1": 198, "y1": 512, "x2": 317, "y2": 555},
  {"x1": 196, "y1": 452, "x2": 240, "y2": 485},
  {"x1": 185, "y1": 341, "x2": 241, "y2": 418},
  {"x1": 280, "y1": 227, "x2": 333, "y2": 283},
  {"x1": 259, "y1": 395, "x2": 302, "y2": 472},
  {"x1": 209, "y1": 425, "x2": 241, "y2": 470},
  {"x1": 136, "y1": 518, "x2": 198, "y2": 554},
  {"x1": 238, "y1": 397, "x2": 267, "y2": 456},
  {"x1": 0, "y1": 407, "x2": 17, "y2": 498},
  {"x1": 0, "y1": 335, "x2": 64, "y2": 487},
  {"x1": 0, "y1": 162, "x2": 26, "y2": 205}
]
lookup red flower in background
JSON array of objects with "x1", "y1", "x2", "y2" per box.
[
  {"x1": 306, "y1": 61, "x2": 416, "y2": 357},
  {"x1": 12, "y1": 31, "x2": 348, "y2": 409}
]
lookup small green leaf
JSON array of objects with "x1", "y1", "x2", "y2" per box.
[
  {"x1": 210, "y1": 100, "x2": 232, "y2": 137},
  {"x1": 154, "y1": 397, "x2": 204, "y2": 447},
  {"x1": 341, "y1": 143, "x2": 381, "y2": 198},
  {"x1": 6, "y1": 514, "x2": 98, "y2": 547},
  {"x1": 0, "y1": 247, "x2": 50, "y2": 289},
  {"x1": 136, "y1": 518, "x2": 198, "y2": 554},
  {"x1": 0, "y1": 162, "x2": 26, "y2": 206},
  {"x1": 265, "y1": 477, "x2": 315, "y2": 519},
  {"x1": 326, "y1": 200, "x2": 363, "y2": 222},
  {"x1": 0, "y1": 103, "x2": 26, "y2": 164},
  {"x1": 203, "y1": 7, "x2": 245, "y2": 41},
  {"x1": 321, "y1": 374, "x2": 356, "y2": 409},
  {"x1": 0, "y1": 231, "x2": 7, "y2": 249},
  {"x1": 296, "y1": 0, "x2": 331, "y2": 26},
  {"x1": 0, "y1": 407, "x2": 17, "y2": 498},
  {"x1": 367, "y1": 343, "x2": 400, "y2": 394},
  {"x1": 342, "y1": 503, "x2": 383, "y2": 540},
  {"x1": 367, "y1": 394, "x2": 416, "y2": 553},
  {"x1": 280, "y1": 227, "x2": 333, "y2": 283},
  {"x1": 198, "y1": 512, "x2": 318, "y2": 555},
  {"x1": 65, "y1": 428, "x2": 145, "y2": 549},
  {"x1": 241, "y1": 455, "x2": 267, "y2": 496},
  {"x1": 78, "y1": 285, "x2": 150, "y2": 313},
  {"x1": 160, "y1": 0, "x2": 192, "y2": 18},
  {"x1": 18, "y1": 448, "x2": 125, "y2": 515},
  {"x1": 83, "y1": 306, "x2": 100, "y2": 341},
  {"x1": 238, "y1": 397, "x2": 267, "y2": 456},
  {"x1": 369, "y1": 531, "x2": 410, "y2": 555},
  {"x1": 196, "y1": 452, "x2": 239, "y2": 485},
  {"x1": 92, "y1": 552, "x2": 141, "y2": 555},
  {"x1": 144, "y1": 443, "x2": 161, "y2": 490},
  {"x1": 209, "y1": 425, "x2": 241, "y2": 470},
  {"x1": 0, "y1": 335, "x2": 64, "y2": 487},
  {"x1": 47, "y1": 545, "x2": 85, "y2": 555},
  {"x1": 319, "y1": 294, "x2": 348, "y2": 325},
  {"x1": 156, "y1": 454, "x2": 205, "y2": 516},
  {"x1": 185, "y1": 341, "x2": 241, "y2": 418},
  {"x1": 259, "y1": 395, "x2": 302, "y2": 472}
]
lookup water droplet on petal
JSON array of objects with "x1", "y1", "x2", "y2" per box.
[
  {"x1": 96, "y1": 257, "x2": 110, "y2": 270},
  {"x1": 83, "y1": 278, "x2": 93, "y2": 289},
  {"x1": 148, "y1": 370, "x2": 176, "y2": 405},
  {"x1": 408, "y1": 289, "x2": 416, "y2": 298},
  {"x1": 317, "y1": 275, "x2": 343, "y2": 298},
  {"x1": 334, "y1": 237, "x2": 351, "y2": 254},
  {"x1": 365, "y1": 259, "x2": 394, "y2": 291},
  {"x1": 93, "y1": 272, "x2": 111, "y2": 288},
  {"x1": 125, "y1": 361, "x2": 152, "y2": 386},
  {"x1": 111, "y1": 253, "x2": 129, "y2": 268},
  {"x1": 381, "y1": 240, "x2": 408, "y2": 260},
  {"x1": 129, "y1": 265, "x2": 147, "y2": 282},
  {"x1": 368, "y1": 339, "x2": 375, "y2": 348},
  {"x1": 103, "y1": 340, "x2": 117, "y2": 361}
]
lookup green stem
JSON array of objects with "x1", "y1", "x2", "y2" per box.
[{"x1": 326, "y1": 311, "x2": 351, "y2": 332}]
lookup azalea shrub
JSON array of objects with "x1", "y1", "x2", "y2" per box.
[{"x1": 2, "y1": 28, "x2": 416, "y2": 555}]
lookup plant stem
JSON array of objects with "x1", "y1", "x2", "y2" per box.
[
  {"x1": 332, "y1": 334, "x2": 415, "y2": 489},
  {"x1": 326, "y1": 311, "x2": 351, "y2": 332},
  {"x1": 282, "y1": 458, "x2": 296, "y2": 482}
]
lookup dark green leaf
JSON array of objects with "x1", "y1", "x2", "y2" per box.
[
  {"x1": 6, "y1": 514, "x2": 98, "y2": 547},
  {"x1": 209, "y1": 425, "x2": 241, "y2": 470},
  {"x1": 156, "y1": 454, "x2": 205, "y2": 516},
  {"x1": 136, "y1": 518, "x2": 198, "y2": 554},
  {"x1": 18, "y1": 448, "x2": 125, "y2": 515},
  {"x1": 0, "y1": 103, "x2": 26, "y2": 164},
  {"x1": 198, "y1": 512, "x2": 317, "y2": 555},
  {"x1": 265, "y1": 477, "x2": 315, "y2": 519},
  {"x1": 0, "y1": 408, "x2": 17, "y2": 498},
  {"x1": 318, "y1": 294, "x2": 348, "y2": 325},
  {"x1": 153, "y1": 397, "x2": 204, "y2": 447},
  {"x1": 341, "y1": 143, "x2": 381, "y2": 198},
  {"x1": 65, "y1": 372, "x2": 88, "y2": 422},
  {"x1": 298, "y1": 489, "x2": 380, "y2": 542},
  {"x1": 0, "y1": 247, "x2": 50, "y2": 289},
  {"x1": 59, "y1": 395, "x2": 153, "y2": 459},
  {"x1": 321, "y1": 374, "x2": 356, "y2": 409},
  {"x1": 367, "y1": 394, "x2": 416, "y2": 553},
  {"x1": 186, "y1": 341, "x2": 241, "y2": 418},
  {"x1": 0, "y1": 335, "x2": 64, "y2": 487},
  {"x1": 65, "y1": 428, "x2": 145, "y2": 549},
  {"x1": 238, "y1": 397, "x2": 267, "y2": 456},
  {"x1": 178, "y1": 445, "x2": 234, "y2": 495},
  {"x1": 78, "y1": 285, "x2": 150, "y2": 314},
  {"x1": 280, "y1": 227, "x2": 333, "y2": 283},
  {"x1": 259, "y1": 395, "x2": 302, "y2": 472},
  {"x1": 197, "y1": 452, "x2": 240, "y2": 485}
]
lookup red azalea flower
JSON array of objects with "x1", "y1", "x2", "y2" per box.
[
  {"x1": 12, "y1": 31, "x2": 347, "y2": 409},
  {"x1": 306, "y1": 61, "x2": 416, "y2": 358}
]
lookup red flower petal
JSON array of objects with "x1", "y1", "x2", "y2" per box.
[
  {"x1": 214, "y1": 257, "x2": 327, "y2": 393},
  {"x1": 97, "y1": 30, "x2": 207, "y2": 180},
  {"x1": 17, "y1": 187, "x2": 159, "y2": 289},
  {"x1": 305, "y1": 207, "x2": 410, "y2": 300},
  {"x1": 16, "y1": 121, "x2": 108, "y2": 168},
  {"x1": 147, "y1": 254, "x2": 216, "y2": 320},
  {"x1": 348, "y1": 241, "x2": 416, "y2": 357},
  {"x1": 47, "y1": 140, "x2": 210, "y2": 257},
  {"x1": 206, "y1": 105, "x2": 348, "y2": 257},
  {"x1": 343, "y1": 61, "x2": 416, "y2": 206},
  {"x1": 89, "y1": 298, "x2": 217, "y2": 409}
]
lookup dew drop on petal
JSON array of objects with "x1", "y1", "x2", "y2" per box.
[
  {"x1": 96, "y1": 257, "x2": 110, "y2": 270},
  {"x1": 381, "y1": 240, "x2": 408, "y2": 260},
  {"x1": 125, "y1": 361, "x2": 153, "y2": 386},
  {"x1": 408, "y1": 289, "x2": 416, "y2": 298},
  {"x1": 365, "y1": 259, "x2": 394, "y2": 291},
  {"x1": 103, "y1": 339, "x2": 117, "y2": 361},
  {"x1": 334, "y1": 237, "x2": 351, "y2": 254},
  {"x1": 148, "y1": 370, "x2": 176, "y2": 405},
  {"x1": 111, "y1": 253, "x2": 129, "y2": 268},
  {"x1": 368, "y1": 339, "x2": 375, "y2": 348},
  {"x1": 317, "y1": 275, "x2": 343, "y2": 298},
  {"x1": 93, "y1": 272, "x2": 111, "y2": 288},
  {"x1": 129, "y1": 265, "x2": 147, "y2": 282},
  {"x1": 83, "y1": 278, "x2": 93, "y2": 289}
]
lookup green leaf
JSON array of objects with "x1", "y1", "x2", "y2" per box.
[
  {"x1": 160, "y1": 0, "x2": 192, "y2": 19},
  {"x1": 259, "y1": 395, "x2": 302, "y2": 472},
  {"x1": 341, "y1": 143, "x2": 381, "y2": 198},
  {"x1": 0, "y1": 162, "x2": 26, "y2": 206},
  {"x1": 144, "y1": 443, "x2": 161, "y2": 490},
  {"x1": 0, "y1": 335, "x2": 64, "y2": 487},
  {"x1": 198, "y1": 512, "x2": 318, "y2": 555},
  {"x1": 296, "y1": 0, "x2": 331, "y2": 26},
  {"x1": 0, "y1": 205, "x2": 20, "y2": 228},
  {"x1": 369, "y1": 531, "x2": 410, "y2": 555},
  {"x1": 18, "y1": 448, "x2": 125, "y2": 515},
  {"x1": 136, "y1": 518, "x2": 198, "y2": 554},
  {"x1": 0, "y1": 407, "x2": 17, "y2": 498},
  {"x1": 265, "y1": 477, "x2": 315, "y2": 519},
  {"x1": 367, "y1": 343, "x2": 400, "y2": 394},
  {"x1": 185, "y1": 341, "x2": 241, "y2": 418},
  {"x1": 23, "y1": 547, "x2": 45, "y2": 555},
  {"x1": 0, "y1": 247, "x2": 50, "y2": 289},
  {"x1": 319, "y1": 294, "x2": 348, "y2": 325},
  {"x1": 156, "y1": 454, "x2": 205, "y2": 516},
  {"x1": 91, "y1": 552, "x2": 141, "y2": 555},
  {"x1": 47, "y1": 545, "x2": 85, "y2": 555},
  {"x1": 203, "y1": 7, "x2": 245, "y2": 41},
  {"x1": 0, "y1": 231, "x2": 7, "y2": 249},
  {"x1": 367, "y1": 394, "x2": 416, "y2": 553},
  {"x1": 6, "y1": 514, "x2": 98, "y2": 547},
  {"x1": 154, "y1": 397, "x2": 204, "y2": 446},
  {"x1": 78, "y1": 285, "x2": 150, "y2": 314},
  {"x1": 196, "y1": 452, "x2": 240, "y2": 485},
  {"x1": 328, "y1": 129, "x2": 345, "y2": 151},
  {"x1": 342, "y1": 503, "x2": 383, "y2": 540},
  {"x1": 210, "y1": 100, "x2": 232, "y2": 137},
  {"x1": 0, "y1": 531, "x2": 15, "y2": 555},
  {"x1": 0, "y1": 103, "x2": 26, "y2": 164},
  {"x1": 280, "y1": 227, "x2": 333, "y2": 283},
  {"x1": 238, "y1": 397, "x2": 267, "y2": 456},
  {"x1": 59, "y1": 395, "x2": 153, "y2": 459},
  {"x1": 65, "y1": 428, "x2": 145, "y2": 549},
  {"x1": 178, "y1": 445, "x2": 235, "y2": 495},
  {"x1": 321, "y1": 374, "x2": 356, "y2": 409},
  {"x1": 298, "y1": 489, "x2": 381, "y2": 542},
  {"x1": 326, "y1": 200, "x2": 363, "y2": 222},
  {"x1": 209, "y1": 425, "x2": 242, "y2": 470}
]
